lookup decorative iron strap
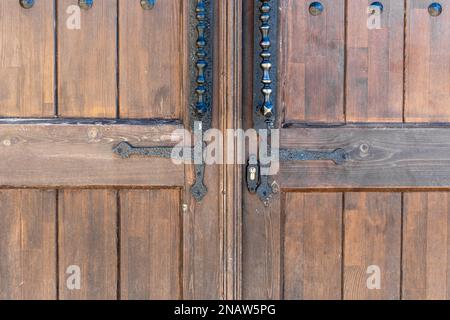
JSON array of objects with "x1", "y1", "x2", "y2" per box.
[
  {"x1": 259, "y1": 0, "x2": 273, "y2": 120},
  {"x1": 190, "y1": 0, "x2": 213, "y2": 130},
  {"x1": 190, "y1": 0, "x2": 213, "y2": 201},
  {"x1": 279, "y1": 148, "x2": 348, "y2": 165},
  {"x1": 113, "y1": 142, "x2": 192, "y2": 160},
  {"x1": 252, "y1": 0, "x2": 278, "y2": 204},
  {"x1": 195, "y1": 0, "x2": 208, "y2": 115},
  {"x1": 253, "y1": 0, "x2": 278, "y2": 129}
]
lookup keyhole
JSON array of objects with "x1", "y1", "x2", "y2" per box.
[{"x1": 249, "y1": 167, "x2": 257, "y2": 181}]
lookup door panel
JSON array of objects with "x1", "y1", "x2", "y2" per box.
[
  {"x1": 0, "y1": 0, "x2": 222, "y2": 300},
  {"x1": 280, "y1": 127, "x2": 450, "y2": 189},
  {"x1": 120, "y1": 189, "x2": 182, "y2": 300},
  {"x1": 280, "y1": 0, "x2": 345, "y2": 123},
  {"x1": 58, "y1": 190, "x2": 118, "y2": 300},
  {"x1": 344, "y1": 193, "x2": 401, "y2": 300},
  {"x1": 58, "y1": 0, "x2": 117, "y2": 118},
  {"x1": 0, "y1": 123, "x2": 184, "y2": 187},
  {"x1": 243, "y1": 0, "x2": 450, "y2": 300},
  {"x1": 119, "y1": 0, "x2": 184, "y2": 119},
  {"x1": 405, "y1": 0, "x2": 450, "y2": 121},
  {"x1": 0, "y1": 0, "x2": 54, "y2": 117},
  {"x1": 403, "y1": 192, "x2": 450, "y2": 300},
  {"x1": 0, "y1": 190, "x2": 56, "y2": 300},
  {"x1": 284, "y1": 193, "x2": 342, "y2": 300},
  {"x1": 347, "y1": 0, "x2": 404, "y2": 122}
]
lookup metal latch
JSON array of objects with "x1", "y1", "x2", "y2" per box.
[{"x1": 246, "y1": 155, "x2": 260, "y2": 194}]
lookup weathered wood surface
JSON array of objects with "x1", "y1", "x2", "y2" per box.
[
  {"x1": 0, "y1": 190, "x2": 56, "y2": 300},
  {"x1": 405, "y1": 0, "x2": 450, "y2": 121},
  {"x1": 346, "y1": 0, "x2": 404, "y2": 122},
  {"x1": 120, "y1": 189, "x2": 182, "y2": 300},
  {"x1": 281, "y1": 127, "x2": 450, "y2": 189},
  {"x1": 280, "y1": 0, "x2": 345, "y2": 123},
  {"x1": 0, "y1": 0, "x2": 54, "y2": 117},
  {"x1": 0, "y1": 124, "x2": 184, "y2": 187},
  {"x1": 58, "y1": 0, "x2": 117, "y2": 118},
  {"x1": 119, "y1": 0, "x2": 184, "y2": 119},
  {"x1": 344, "y1": 193, "x2": 401, "y2": 300},
  {"x1": 403, "y1": 192, "x2": 450, "y2": 300},
  {"x1": 284, "y1": 193, "x2": 342, "y2": 300},
  {"x1": 58, "y1": 190, "x2": 118, "y2": 300}
]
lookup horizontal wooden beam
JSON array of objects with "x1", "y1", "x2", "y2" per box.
[
  {"x1": 0, "y1": 124, "x2": 184, "y2": 187},
  {"x1": 280, "y1": 127, "x2": 450, "y2": 189}
]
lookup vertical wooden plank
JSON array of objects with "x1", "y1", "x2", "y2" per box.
[
  {"x1": 344, "y1": 193, "x2": 401, "y2": 300},
  {"x1": 119, "y1": 0, "x2": 183, "y2": 119},
  {"x1": 405, "y1": 0, "x2": 450, "y2": 121},
  {"x1": 58, "y1": 190, "x2": 117, "y2": 300},
  {"x1": 0, "y1": 0, "x2": 54, "y2": 117},
  {"x1": 284, "y1": 193, "x2": 342, "y2": 300},
  {"x1": 403, "y1": 193, "x2": 450, "y2": 300},
  {"x1": 281, "y1": 0, "x2": 345, "y2": 123},
  {"x1": 120, "y1": 189, "x2": 181, "y2": 300},
  {"x1": 242, "y1": 192, "x2": 281, "y2": 300},
  {"x1": 58, "y1": 0, "x2": 117, "y2": 118},
  {"x1": 0, "y1": 190, "x2": 56, "y2": 300},
  {"x1": 347, "y1": 0, "x2": 404, "y2": 122}
]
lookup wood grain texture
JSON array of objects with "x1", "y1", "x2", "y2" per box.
[
  {"x1": 347, "y1": 0, "x2": 404, "y2": 122},
  {"x1": 119, "y1": 0, "x2": 183, "y2": 119},
  {"x1": 344, "y1": 193, "x2": 401, "y2": 300},
  {"x1": 403, "y1": 192, "x2": 450, "y2": 300},
  {"x1": 59, "y1": 190, "x2": 117, "y2": 300},
  {"x1": 58, "y1": 0, "x2": 117, "y2": 118},
  {"x1": 120, "y1": 189, "x2": 181, "y2": 300},
  {"x1": 0, "y1": 190, "x2": 56, "y2": 300},
  {"x1": 281, "y1": 127, "x2": 450, "y2": 189},
  {"x1": 284, "y1": 193, "x2": 342, "y2": 300},
  {"x1": 0, "y1": 0, "x2": 54, "y2": 117},
  {"x1": 405, "y1": 0, "x2": 450, "y2": 121},
  {"x1": 242, "y1": 191, "x2": 282, "y2": 300},
  {"x1": 217, "y1": 0, "x2": 243, "y2": 300},
  {"x1": 0, "y1": 123, "x2": 184, "y2": 187},
  {"x1": 280, "y1": 0, "x2": 345, "y2": 123}
]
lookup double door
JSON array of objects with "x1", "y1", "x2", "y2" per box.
[{"x1": 0, "y1": 0, "x2": 450, "y2": 300}]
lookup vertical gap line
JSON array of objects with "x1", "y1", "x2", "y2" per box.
[
  {"x1": 116, "y1": 190, "x2": 121, "y2": 300},
  {"x1": 116, "y1": 0, "x2": 120, "y2": 119},
  {"x1": 54, "y1": 0, "x2": 59, "y2": 117},
  {"x1": 399, "y1": 192, "x2": 405, "y2": 300},
  {"x1": 402, "y1": 0, "x2": 407, "y2": 123},
  {"x1": 55, "y1": 190, "x2": 60, "y2": 300},
  {"x1": 341, "y1": 192, "x2": 345, "y2": 300},
  {"x1": 343, "y1": 0, "x2": 348, "y2": 123}
]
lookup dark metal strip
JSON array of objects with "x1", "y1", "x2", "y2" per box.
[
  {"x1": 279, "y1": 148, "x2": 348, "y2": 165},
  {"x1": 113, "y1": 141, "x2": 192, "y2": 160},
  {"x1": 253, "y1": 0, "x2": 278, "y2": 130}
]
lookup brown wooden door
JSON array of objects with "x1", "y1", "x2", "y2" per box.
[
  {"x1": 241, "y1": 0, "x2": 450, "y2": 300},
  {"x1": 0, "y1": 0, "x2": 230, "y2": 300}
]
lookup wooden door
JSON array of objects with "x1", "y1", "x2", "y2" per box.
[
  {"x1": 241, "y1": 0, "x2": 450, "y2": 300},
  {"x1": 0, "y1": 0, "x2": 234, "y2": 300}
]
